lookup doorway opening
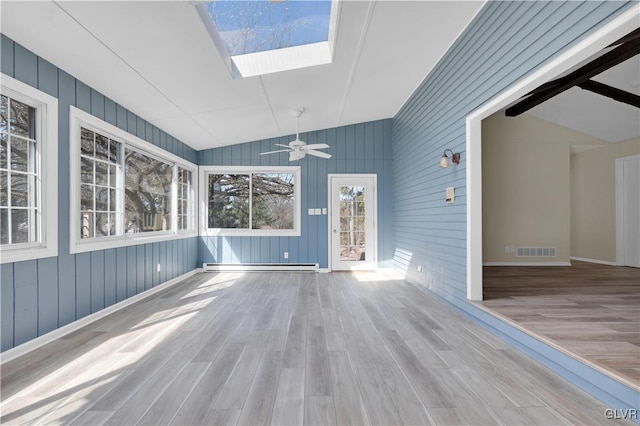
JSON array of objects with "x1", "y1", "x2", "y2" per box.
[{"x1": 466, "y1": 8, "x2": 640, "y2": 388}]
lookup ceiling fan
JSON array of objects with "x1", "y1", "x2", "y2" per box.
[{"x1": 260, "y1": 108, "x2": 332, "y2": 161}]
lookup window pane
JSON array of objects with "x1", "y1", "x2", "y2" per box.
[
  {"x1": 109, "y1": 139, "x2": 119, "y2": 164},
  {"x1": 208, "y1": 174, "x2": 249, "y2": 229},
  {"x1": 96, "y1": 187, "x2": 109, "y2": 211},
  {"x1": 109, "y1": 164, "x2": 116, "y2": 188},
  {"x1": 81, "y1": 211, "x2": 94, "y2": 238},
  {"x1": 96, "y1": 212, "x2": 112, "y2": 237},
  {"x1": 11, "y1": 174, "x2": 28, "y2": 207},
  {"x1": 0, "y1": 208, "x2": 7, "y2": 244},
  {"x1": 251, "y1": 173, "x2": 294, "y2": 230},
  {"x1": 0, "y1": 95, "x2": 7, "y2": 134},
  {"x1": 11, "y1": 209, "x2": 30, "y2": 243},
  {"x1": 0, "y1": 133, "x2": 7, "y2": 169},
  {"x1": 81, "y1": 157, "x2": 94, "y2": 184},
  {"x1": 0, "y1": 171, "x2": 6, "y2": 207},
  {"x1": 109, "y1": 189, "x2": 117, "y2": 212},
  {"x1": 9, "y1": 98, "x2": 34, "y2": 138},
  {"x1": 10, "y1": 136, "x2": 27, "y2": 172},
  {"x1": 95, "y1": 134, "x2": 109, "y2": 162},
  {"x1": 124, "y1": 149, "x2": 172, "y2": 233},
  {"x1": 95, "y1": 161, "x2": 108, "y2": 186},
  {"x1": 80, "y1": 184, "x2": 94, "y2": 211},
  {"x1": 81, "y1": 128, "x2": 94, "y2": 156}
]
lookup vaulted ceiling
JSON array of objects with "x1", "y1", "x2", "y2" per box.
[
  {"x1": 0, "y1": 1, "x2": 484, "y2": 150},
  {"x1": 3, "y1": 2, "x2": 637, "y2": 150},
  {"x1": 526, "y1": 52, "x2": 639, "y2": 143}
]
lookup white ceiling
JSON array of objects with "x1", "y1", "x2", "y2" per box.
[
  {"x1": 0, "y1": 0, "x2": 484, "y2": 151},
  {"x1": 527, "y1": 56, "x2": 640, "y2": 143}
]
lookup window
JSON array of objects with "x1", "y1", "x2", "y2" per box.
[
  {"x1": 70, "y1": 107, "x2": 197, "y2": 254},
  {"x1": 201, "y1": 166, "x2": 300, "y2": 236},
  {"x1": 0, "y1": 74, "x2": 58, "y2": 264},
  {"x1": 80, "y1": 127, "x2": 122, "y2": 238},
  {"x1": 124, "y1": 149, "x2": 172, "y2": 234},
  {"x1": 177, "y1": 167, "x2": 194, "y2": 231}
]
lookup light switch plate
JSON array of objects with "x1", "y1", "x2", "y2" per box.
[
  {"x1": 445, "y1": 187, "x2": 455, "y2": 204},
  {"x1": 314, "y1": 208, "x2": 321, "y2": 215},
  {"x1": 308, "y1": 208, "x2": 315, "y2": 215},
  {"x1": 322, "y1": 208, "x2": 327, "y2": 215}
]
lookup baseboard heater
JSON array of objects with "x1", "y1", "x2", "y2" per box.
[{"x1": 203, "y1": 263, "x2": 318, "y2": 272}]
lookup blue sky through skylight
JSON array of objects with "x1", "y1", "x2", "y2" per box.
[{"x1": 204, "y1": 0, "x2": 332, "y2": 56}]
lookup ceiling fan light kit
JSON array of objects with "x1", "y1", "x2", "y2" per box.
[{"x1": 260, "y1": 108, "x2": 332, "y2": 162}]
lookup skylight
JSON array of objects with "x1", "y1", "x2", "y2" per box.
[{"x1": 197, "y1": 0, "x2": 338, "y2": 78}]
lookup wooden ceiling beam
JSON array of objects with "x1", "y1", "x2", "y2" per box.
[
  {"x1": 505, "y1": 35, "x2": 640, "y2": 116},
  {"x1": 608, "y1": 27, "x2": 640, "y2": 47},
  {"x1": 577, "y1": 79, "x2": 640, "y2": 108}
]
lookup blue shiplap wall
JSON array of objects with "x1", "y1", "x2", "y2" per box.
[
  {"x1": 198, "y1": 119, "x2": 394, "y2": 269},
  {"x1": 391, "y1": 0, "x2": 637, "y2": 412},
  {"x1": 392, "y1": 0, "x2": 633, "y2": 304},
  {"x1": 0, "y1": 35, "x2": 199, "y2": 351}
]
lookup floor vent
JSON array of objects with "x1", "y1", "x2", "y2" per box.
[
  {"x1": 516, "y1": 247, "x2": 557, "y2": 257},
  {"x1": 203, "y1": 263, "x2": 318, "y2": 272}
]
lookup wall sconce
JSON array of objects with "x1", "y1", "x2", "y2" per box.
[{"x1": 440, "y1": 149, "x2": 460, "y2": 168}]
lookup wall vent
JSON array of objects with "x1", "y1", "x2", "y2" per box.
[
  {"x1": 516, "y1": 247, "x2": 556, "y2": 257},
  {"x1": 203, "y1": 263, "x2": 318, "y2": 272}
]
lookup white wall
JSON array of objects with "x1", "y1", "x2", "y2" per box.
[
  {"x1": 571, "y1": 137, "x2": 640, "y2": 263},
  {"x1": 482, "y1": 112, "x2": 607, "y2": 263}
]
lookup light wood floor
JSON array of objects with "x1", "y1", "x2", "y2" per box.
[
  {"x1": 482, "y1": 261, "x2": 640, "y2": 389},
  {"x1": 1, "y1": 271, "x2": 630, "y2": 425}
]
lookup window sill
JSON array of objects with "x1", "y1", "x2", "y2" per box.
[
  {"x1": 0, "y1": 244, "x2": 58, "y2": 264},
  {"x1": 69, "y1": 230, "x2": 198, "y2": 254},
  {"x1": 201, "y1": 229, "x2": 301, "y2": 238}
]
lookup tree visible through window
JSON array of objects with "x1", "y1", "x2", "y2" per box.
[
  {"x1": 80, "y1": 128, "x2": 121, "y2": 238},
  {"x1": 0, "y1": 95, "x2": 38, "y2": 245},
  {"x1": 208, "y1": 172, "x2": 295, "y2": 231},
  {"x1": 339, "y1": 186, "x2": 366, "y2": 261},
  {"x1": 75, "y1": 120, "x2": 195, "y2": 244},
  {"x1": 124, "y1": 149, "x2": 173, "y2": 233}
]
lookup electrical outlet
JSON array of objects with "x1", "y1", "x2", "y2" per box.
[
  {"x1": 284, "y1": 252, "x2": 289, "y2": 259},
  {"x1": 505, "y1": 246, "x2": 510, "y2": 253},
  {"x1": 417, "y1": 265, "x2": 423, "y2": 272},
  {"x1": 156, "y1": 263, "x2": 161, "y2": 272}
]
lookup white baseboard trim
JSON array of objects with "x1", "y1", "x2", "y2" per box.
[
  {"x1": 570, "y1": 257, "x2": 617, "y2": 266},
  {"x1": 483, "y1": 262, "x2": 571, "y2": 267},
  {"x1": 318, "y1": 268, "x2": 330, "y2": 273},
  {"x1": 0, "y1": 269, "x2": 201, "y2": 365}
]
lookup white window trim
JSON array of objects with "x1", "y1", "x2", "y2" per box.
[
  {"x1": 0, "y1": 74, "x2": 58, "y2": 264},
  {"x1": 199, "y1": 165, "x2": 301, "y2": 237},
  {"x1": 69, "y1": 106, "x2": 197, "y2": 254}
]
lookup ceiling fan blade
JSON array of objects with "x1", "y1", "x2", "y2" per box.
[
  {"x1": 260, "y1": 149, "x2": 290, "y2": 155},
  {"x1": 305, "y1": 150, "x2": 332, "y2": 159},
  {"x1": 303, "y1": 143, "x2": 330, "y2": 150}
]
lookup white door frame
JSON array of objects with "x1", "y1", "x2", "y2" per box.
[
  {"x1": 327, "y1": 174, "x2": 377, "y2": 272},
  {"x1": 616, "y1": 154, "x2": 640, "y2": 267},
  {"x1": 465, "y1": 6, "x2": 639, "y2": 300}
]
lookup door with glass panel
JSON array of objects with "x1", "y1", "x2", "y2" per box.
[{"x1": 330, "y1": 175, "x2": 376, "y2": 271}]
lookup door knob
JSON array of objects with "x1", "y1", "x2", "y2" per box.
[{"x1": 333, "y1": 229, "x2": 337, "y2": 233}]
